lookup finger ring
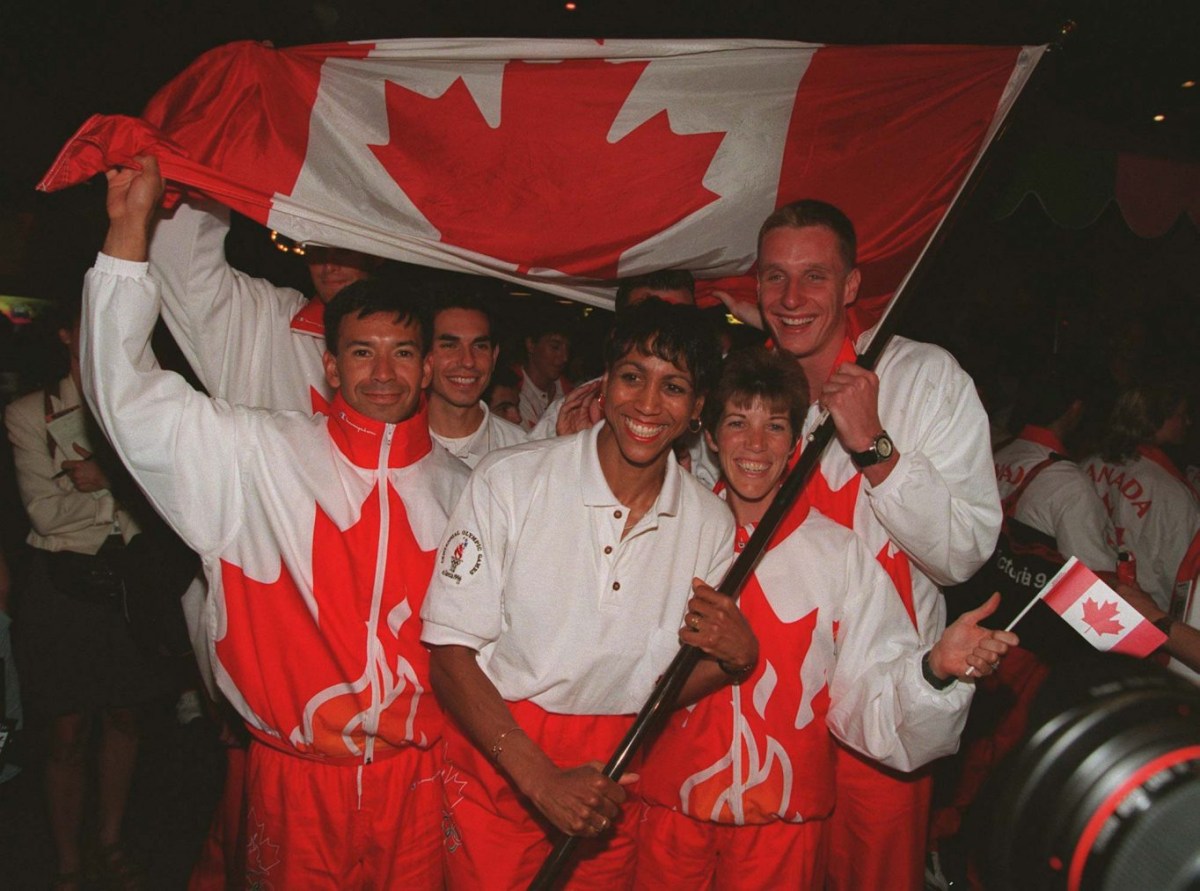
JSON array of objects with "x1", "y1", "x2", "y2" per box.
[{"x1": 688, "y1": 617, "x2": 700, "y2": 631}]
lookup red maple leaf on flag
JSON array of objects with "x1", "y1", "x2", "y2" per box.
[
  {"x1": 369, "y1": 59, "x2": 725, "y2": 278},
  {"x1": 1081, "y1": 597, "x2": 1125, "y2": 636}
]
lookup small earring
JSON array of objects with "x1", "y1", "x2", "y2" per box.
[
  {"x1": 688, "y1": 418, "x2": 702, "y2": 434},
  {"x1": 598, "y1": 392, "x2": 606, "y2": 408}
]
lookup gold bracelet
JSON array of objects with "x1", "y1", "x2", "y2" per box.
[{"x1": 489, "y1": 726, "x2": 526, "y2": 762}]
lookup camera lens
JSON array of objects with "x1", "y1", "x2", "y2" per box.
[{"x1": 983, "y1": 654, "x2": 1200, "y2": 890}]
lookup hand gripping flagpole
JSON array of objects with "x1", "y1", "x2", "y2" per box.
[{"x1": 529, "y1": 37, "x2": 1059, "y2": 890}]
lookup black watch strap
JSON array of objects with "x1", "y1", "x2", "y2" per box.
[{"x1": 851, "y1": 431, "x2": 895, "y2": 469}]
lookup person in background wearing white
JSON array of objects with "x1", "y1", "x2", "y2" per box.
[{"x1": 425, "y1": 294, "x2": 527, "y2": 468}]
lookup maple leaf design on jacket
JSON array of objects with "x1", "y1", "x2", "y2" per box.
[
  {"x1": 369, "y1": 59, "x2": 725, "y2": 278},
  {"x1": 1080, "y1": 597, "x2": 1125, "y2": 637},
  {"x1": 215, "y1": 483, "x2": 438, "y2": 757}
]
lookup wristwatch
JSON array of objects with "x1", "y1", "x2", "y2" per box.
[{"x1": 850, "y1": 431, "x2": 895, "y2": 469}]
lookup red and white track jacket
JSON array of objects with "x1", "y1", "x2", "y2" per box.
[
  {"x1": 801, "y1": 336, "x2": 1002, "y2": 645},
  {"x1": 83, "y1": 253, "x2": 468, "y2": 762},
  {"x1": 639, "y1": 506, "x2": 971, "y2": 825}
]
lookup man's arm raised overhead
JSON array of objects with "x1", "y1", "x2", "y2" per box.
[{"x1": 82, "y1": 156, "x2": 249, "y2": 556}]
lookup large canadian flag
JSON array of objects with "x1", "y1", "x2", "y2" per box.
[{"x1": 39, "y1": 38, "x2": 1042, "y2": 324}]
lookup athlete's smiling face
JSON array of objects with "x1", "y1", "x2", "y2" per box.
[
  {"x1": 428, "y1": 307, "x2": 498, "y2": 410},
  {"x1": 757, "y1": 224, "x2": 860, "y2": 369},
  {"x1": 598, "y1": 343, "x2": 702, "y2": 471},
  {"x1": 710, "y1": 396, "x2": 796, "y2": 517},
  {"x1": 323, "y1": 311, "x2": 431, "y2": 424}
]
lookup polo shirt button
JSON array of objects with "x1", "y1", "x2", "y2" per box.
[
  {"x1": 612, "y1": 582, "x2": 620, "y2": 591},
  {"x1": 614, "y1": 510, "x2": 623, "y2": 519},
  {"x1": 603, "y1": 546, "x2": 613, "y2": 555}
]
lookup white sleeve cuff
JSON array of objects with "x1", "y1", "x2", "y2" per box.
[{"x1": 94, "y1": 253, "x2": 149, "y2": 278}]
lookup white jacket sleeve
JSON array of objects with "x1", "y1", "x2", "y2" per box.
[
  {"x1": 419, "y1": 462, "x2": 510, "y2": 650},
  {"x1": 864, "y1": 341, "x2": 1002, "y2": 587},
  {"x1": 149, "y1": 198, "x2": 314, "y2": 409},
  {"x1": 826, "y1": 540, "x2": 972, "y2": 772},
  {"x1": 81, "y1": 253, "x2": 247, "y2": 556}
]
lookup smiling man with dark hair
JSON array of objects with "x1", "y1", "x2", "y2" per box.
[
  {"x1": 81, "y1": 156, "x2": 467, "y2": 890},
  {"x1": 424, "y1": 294, "x2": 528, "y2": 468}
]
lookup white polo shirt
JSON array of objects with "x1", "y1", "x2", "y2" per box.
[
  {"x1": 429, "y1": 404, "x2": 529, "y2": 469},
  {"x1": 421, "y1": 424, "x2": 736, "y2": 715}
]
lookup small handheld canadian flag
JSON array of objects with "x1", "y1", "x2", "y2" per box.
[{"x1": 1008, "y1": 557, "x2": 1167, "y2": 657}]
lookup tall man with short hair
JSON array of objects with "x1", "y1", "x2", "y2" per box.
[
  {"x1": 83, "y1": 157, "x2": 468, "y2": 890},
  {"x1": 755, "y1": 199, "x2": 1001, "y2": 891}
]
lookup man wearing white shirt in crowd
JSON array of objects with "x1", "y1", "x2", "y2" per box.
[
  {"x1": 517, "y1": 306, "x2": 574, "y2": 430},
  {"x1": 753, "y1": 199, "x2": 1000, "y2": 891},
  {"x1": 425, "y1": 294, "x2": 527, "y2": 468},
  {"x1": 150, "y1": 195, "x2": 380, "y2": 414},
  {"x1": 993, "y1": 367, "x2": 1117, "y2": 572}
]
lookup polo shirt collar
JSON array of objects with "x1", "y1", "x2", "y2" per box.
[{"x1": 578, "y1": 422, "x2": 683, "y2": 518}]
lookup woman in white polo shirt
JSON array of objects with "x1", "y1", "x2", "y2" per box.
[{"x1": 422, "y1": 300, "x2": 756, "y2": 889}]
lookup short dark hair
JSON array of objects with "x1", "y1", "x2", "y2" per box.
[
  {"x1": 603, "y1": 299, "x2": 722, "y2": 396},
  {"x1": 524, "y1": 300, "x2": 577, "y2": 344},
  {"x1": 757, "y1": 199, "x2": 857, "y2": 270},
  {"x1": 323, "y1": 279, "x2": 429, "y2": 355},
  {"x1": 429, "y1": 292, "x2": 497, "y2": 340},
  {"x1": 1014, "y1": 365, "x2": 1089, "y2": 429},
  {"x1": 702, "y1": 346, "x2": 808, "y2": 437},
  {"x1": 614, "y1": 269, "x2": 696, "y2": 315}
]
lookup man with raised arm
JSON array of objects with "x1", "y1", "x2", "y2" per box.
[
  {"x1": 754, "y1": 200, "x2": 1001, "y2": 891},
  {"x1": 150, "y1": 192, "x2": 379, "y2": 413},
  {"x1": 82, "y1": 157, "x2": 468, "y2": 890}
]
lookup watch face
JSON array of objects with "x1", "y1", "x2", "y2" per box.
[{"x1": 876, "y1": 434, "x2": 894, "y2": 459}]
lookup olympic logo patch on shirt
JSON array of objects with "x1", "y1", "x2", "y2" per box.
[{"x1": 439, "y1": 530, "x2": 483, "y2": 584}]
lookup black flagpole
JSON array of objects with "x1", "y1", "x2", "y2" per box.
[{"x1": 530, "y1": 35, "x2": 1064, "y2": 890}]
